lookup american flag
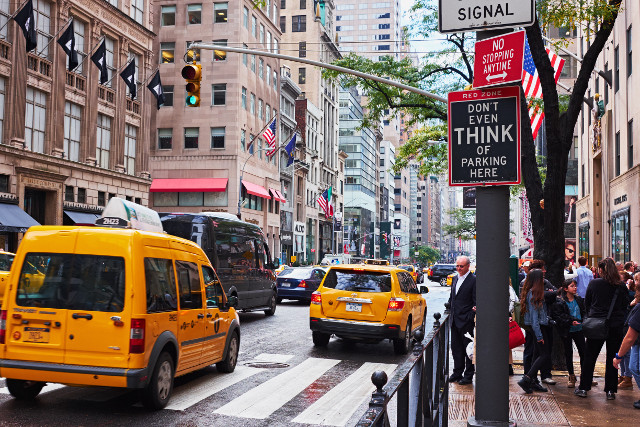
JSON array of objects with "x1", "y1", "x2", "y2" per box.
[
  {"x1": 317, "y1": 187, "x2": 333, "y2": 217},
  {"x1": 522, "y1": 37, "x2": 565, "y2": 140},
  {"x1": 263, "y1": 118, "x2": 277, "y2": 156}
]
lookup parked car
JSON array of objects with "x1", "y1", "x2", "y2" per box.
[
  {"x1": 309, "y1": 264, "x2": 428, "y2": 355},
  {"x1": 428, "y1": 263, "x2": 457, "y2": 286},
  {"x1": 277, "y1": 267, "x2": 327, "y2": 303}
]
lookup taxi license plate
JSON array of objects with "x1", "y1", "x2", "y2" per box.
[
  {"x1": 23, "y1": 327, "x2": 50, "y2": 343},
  {"x1": 280, "y1": 282, "x2": 291, "y2": 288},
  {"x1": 346, "y1": 302, "x2": 362, "y2": 312}
]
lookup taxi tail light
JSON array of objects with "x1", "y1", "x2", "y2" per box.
[
  {"x1": 129, "y1": 319, "x2": 145, "y2": 354},
  {"x1": 0, "y1": 310, "x2": 6, "y2": 344},
  {"x1": 299, "y1": 280, "x2": 307, "y2": 288},
  {"x1": 311, "y1": 291, "x2": 322, "y2": 305},
  {"x1": 387, "y1": 298, "x2": 405, "y2": 311}
]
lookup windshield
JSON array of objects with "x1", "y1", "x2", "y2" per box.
[
  {"x1": 279, "y1": 268, "x2": 313, "y2": 279},
  {"x1": 322, "y1": 270, "x2": 392, "y2": 293},
  {"x1": 16, "y1": 253, "x2": 126, "y2": 312}
]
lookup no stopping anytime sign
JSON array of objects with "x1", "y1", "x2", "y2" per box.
[{"x1": 448, "y1": 86, "x2": 521, "y2": 186}]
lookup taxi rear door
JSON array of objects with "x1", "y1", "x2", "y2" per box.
[
  {"x1": 174, "y1": 256, "x2": 206, "y2": 372},
  {"x1": 202, "y1": 265, "x2": 230, "y2": 363}
]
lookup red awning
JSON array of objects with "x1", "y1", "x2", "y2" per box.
[
  {"x1": 270, "y1": 188, "x2": 285, "y2": 202},
  {"x1": 275, "y1": 190, "x2": 286, "y2": 202},
  {"x1": 150, "y1": 178, "x2": 228, "y2": 193},
  {"x1": 242, "y1": 180, "x2": 271, "y2": 199}
]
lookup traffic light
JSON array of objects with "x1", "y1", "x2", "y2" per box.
[{"x1": 182, "y1": 63, "x2": 201, "y2": 107}]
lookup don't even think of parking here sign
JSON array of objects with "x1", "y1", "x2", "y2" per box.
[{"x1": 448, "y1": 86, "x2": 521, "y2": 186}]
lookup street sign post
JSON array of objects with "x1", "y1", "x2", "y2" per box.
[
  {"x1": 447, "y1": 85, "x2": 521, "y2": 186},
  {"x1": 438, "y1": 0, "x2": 535, "y2": 34},
  {"x1": 473, "y1": 30, "x2": 525, "y2": 89}
]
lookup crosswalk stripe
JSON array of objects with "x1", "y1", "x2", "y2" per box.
[
  {"x1": 251, "y1": 353, "x2": 294, "y2": 363},
  {"x1": 0, "y1": 382, "x2": 66, "y2": 395},
  {"x1": 214, "y1": 357, "x2": 340, "y2": 419},
  {"x1": 292, "y1": 362, "x2": 397, "y2": 426},
  {"x1": 166, "y1": 365, "x2": 265, "y2": 411}
]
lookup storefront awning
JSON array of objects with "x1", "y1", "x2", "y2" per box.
[
  {"x1": 270, "y1": 188, "x2": 285, "y2": 202},
  {"x1": 275, "y1": 190, "x2": 286, "y2": 203},
  {"x1": 64, "y1": 210, "x2": 100, "y2": 226},
  {"x1": 0, "y1": 203, "x2": 40, "y2": 232},
  {"x1": 150, "y1": 178, "x2": 228, "y2": 192},
  {"x1": 242, "y1": 180, "x2": 271, "y2": 199}
]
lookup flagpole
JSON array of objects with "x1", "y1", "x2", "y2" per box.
[
  {"x1": 0, "y1": 0, "x2": 32, "y2": 37},
  {"x1": 141, "y1": 67, "x2": 160, "y2": 86},
  {"x1": 36, "y1": 17, "x2": 73, "y2": 56},
  {"x1": 70, "y1": 35, "x2": 105, "y2": 73},
  {"x1": 102, "y1": 58, "x2": 133, "y2": 87}
]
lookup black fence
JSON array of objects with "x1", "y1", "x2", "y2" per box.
[{"x1": 356, "y1": 309, "x2": 451, "y2": 427}]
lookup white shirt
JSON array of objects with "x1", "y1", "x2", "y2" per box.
[{"x1": 455, "y1": 270, "x2": 471, "y2": 295}]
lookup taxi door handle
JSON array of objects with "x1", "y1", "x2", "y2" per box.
[
  {"x1": 197, "y1": 313, "x2": 205, "y2": 319},
  {"x1": 72, "y1": 313, "x2": 93, "y2": 320},
  {"x1": 206, "y1": 313, "x2": 213, "y2": 318}
]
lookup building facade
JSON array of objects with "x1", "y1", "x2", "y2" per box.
[{"x1": 0, "y1": 0, "x2": 155, "y2": 252}]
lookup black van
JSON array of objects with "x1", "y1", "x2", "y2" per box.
[{"x1": 159, "y1": 212, "x2": 279, "y2": 315}]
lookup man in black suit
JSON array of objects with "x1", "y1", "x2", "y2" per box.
[{"x1": 447, "y1": 255, "x2": 476, "y2": 385}]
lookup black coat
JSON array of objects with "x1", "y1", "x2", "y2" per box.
[
  {"x1": 448, "y1": 273, "x2": 476, "y2": 331},
  {"x1": 550, "y1": 294, "x2": 586, "y2": 338}
]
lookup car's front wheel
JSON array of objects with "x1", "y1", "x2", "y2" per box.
[
  {"x1": 440, "y1": 278, "x2": 447, "y2": 286},
  {"x1": 393, "y1": 318, "x2": 412, "y2": 355},
  {"x1": 6, "y1": 379, "x2": 45, "y2": 400},
  {"x1": 217, "y1": 331, "x2": 239, "y2": 373},
  {"x1": 312, "y1": 331, "x2": 330, "y2": 347}
]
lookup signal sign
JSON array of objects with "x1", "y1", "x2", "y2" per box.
[{"x1": 182, "y1": 64, "x2": 202, "y2": 107}]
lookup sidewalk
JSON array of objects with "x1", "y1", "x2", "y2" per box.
[{"x1": 447, "y1": 345, "x2": 639, "y2": 426}]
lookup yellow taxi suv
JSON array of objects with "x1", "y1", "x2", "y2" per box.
[
  {"x1": 309, "y1": 264, "x2": 428, "y2": 355},
  {"x1": 0, "y1": 250, "x2": 15, "y2": 305},
  {"x1": 397, "y1": 264, "x2": 418, "y2": 282},
  {"x1": 0, "y1": 198, "x2": 240, "y2": 410}
]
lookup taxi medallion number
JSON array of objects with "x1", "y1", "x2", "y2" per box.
[
  {"x1": 23, "y1": 327, "x2": 50, "y2": 343},
  {"x1": 345, "y1": 302, "x2": 362, "y2": 312}
]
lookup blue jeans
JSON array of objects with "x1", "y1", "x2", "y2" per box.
[
  {"x1": 629, "y1": 344, "x2": 640, "y2": 388},
  {"x1": 620, "y1": 353, "x2": 631, "y2": 377}
]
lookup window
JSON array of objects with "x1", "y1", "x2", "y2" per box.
[
  {"x1": 615, "y1": 131, "x2": 620, "y2": 176},
  {"x1": 280, "y1": 16, "x2": 286, "y2": 32},
  {"x1": 250, "y1": 93, "x2": 255, "y2": 115},
  {"x1": 176, "y1": 261, "x2": 202, "y2": 309},
  {"x1": 300, "y1": 0, "x2": 306, "y2": 8},
  {"x1": 614, "y1": 46, "x2": 620, "y2": 93},
  {"x1": 249, "y1": 133, "x2": 254, "y2": 154},
  {"x1": 25, "y1": 87, "x2": 46, "y2": 153},
  {"x1": 378, "y1": 23, "x2": 390, "y2": 29},
  {"x1": 187, "y1": 4, "x2": 201, "y2": 24},
  {"x1": 267, "y1": 32, "x2": 272, "y2": 53},
  {"x1": 160, "y1": 42, "x2": 175, "y2": 63},
  {"x1": 241, "y1": 87, "x2": 247, "y2": 109},
  {"x1": 186, "y1": 40, "x2": 201, "y2": 62},
  {"x1": 34, "y1": 0, "x2": 52, "y2": 59},
  {"x1": 212, "y1": 83, "x2": 226, "y2": 105},
  {"x1": 611, "y1": 208, "x2": 630, "y2": 263},
  {"x1": 292, "y1": 15, "x2": 306, "y2": 32},
  {"x1": 627, "y1": 26, "x2": 632, "y2": 77},
  {"x1": 260, "y1": 24, "x2": 265, "y2": 45},
  {"x1": 629, "y1": 120, "x2": 634, "y2": 170},
  {"x1": 73, "y1": 19, "x2": 86, "y2": 74},
  {"x1": 96, "y1": 114, "x2": 111, "y2": 168},
  {"x1": 130, "y1": 0, "x2": 144, "y2": 24},
  {"x1": 273, "y1": 70, "x2": 278, "y2": 90},
  {"x1": 258, "y1": 99, "x2": 263, "y2": 120},
  {"x1": 259, "y1": 58, "x2": 264, "y2": 79},
  {"x1": 162, "y1": 85, "x2": 174, "y2": 106},
  {"x1": 124, "y1": 124, "x2": 137, "y2": 175},
  {"x1": 185, "y1": 128, "x2": 199, "y2": 149},
  {"x1": 105, "y1": 37, "x2": 115, "y2": 88},
  {"x1": 161, "y1": 5, "x2": 176, "y2": 26},
  {"x1": 241, "y1": 129, "x2": 246, "y2": 151},
  {"x1": 281, "y1": 0, "x2": 286, "y2": 8},
  {"x1": 65, "y1": 186, "x2": 74, "y2": 202},
  {"x1": 158, "y1": 128, "x2": 172, "y2": 149},
  {"x1": 145, "y1": 258, "x2": 178, "y2": 313},
  {"x1": 252, "y1": 15, "x2": 257, "y2": 37},
  {"x1": 376, "y1": 12, "x2": 390, "y2": 18},
  {"x1": 299, "y1": 41, "x2": 306, "y2": 57},
  {"x1": 63, "y1": 102, "x2": 81, "y2": 162},
  {"x1": 251, "y1": 54, "x2": 256, "y2": 72},
  {"x1": 267, "y1": 65, "x2": 272, "y2": 86},
  {"x1": 213, "y1": 40, "x2": 227, "y2": 61},
  {"x1": 299, "y1": 67, "x2": 306, "y2": 84},
  {"x1": 0, "y1": 1, "x2": 10, "y2": 39},
  {"x1": 0, "y1": 77, "x2": 5, "y2": 143},
  {"x1": 211, "y1": 127, "x2": 225, "y2": 149},
  {"x1": 98, "y1": 191, "x2": 106, "y2": 207},
  {"x1": 214, "y1": 3, "x2": 228, "y2": 23}
]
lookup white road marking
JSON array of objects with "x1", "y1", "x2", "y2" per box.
[
  {"x1": 214, "y1": 357, "x2": 340, "y2": 419},
  {"x1": 166, "y1": 365, "x2": 265, "y2": 411},
  {"x1": 0, "y1": 382, "x2": 66, "y2": 395},
  {"x1": 292, "y1": 362, "x2": 397, "y2": 426},
  {"x1": 250, "y1": 353, "x2": 294, "y2": 363}
]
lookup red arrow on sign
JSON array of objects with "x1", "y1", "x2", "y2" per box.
[{"x1": 473, "y1": 30, "x2": 525, "y2": 89}]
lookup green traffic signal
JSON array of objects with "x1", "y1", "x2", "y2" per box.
[{"x1": 182, "y1": 64, "x2": 202, "y2": 107}]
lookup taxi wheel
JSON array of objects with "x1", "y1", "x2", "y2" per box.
[
  {"x1": 440, "y1": 278, "x2": 447, "y2": 286},
  {"x1": 141, "y1": 352, "x2": 174, "y2": 410},
  {"x1": 6, "y1": 379, "x2": 45, "y2": 400},
  {"x1": 393, "y1": 318, "x2": 411, "y2": 355},
  {"x1": 312, "y1": 331, "x2": 330, "y2": 347},
  {"x1": 217, "y1": 331, "x2": 239, "y2": 373},
  {"x1": 264, "y1": 292, "x2": 277, "y2": 316}
]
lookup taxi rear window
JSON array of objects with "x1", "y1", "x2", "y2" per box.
[
  {"x1": 398, "y1": 266, "x2": 413, "y2": 272},
  {"x1": 322, "y1": 270, "x2": 392, "y2": 293},
  {"x1": 16, "y1": 253, "x2": 125, "y2": 312}
]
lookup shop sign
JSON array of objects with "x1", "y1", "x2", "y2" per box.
[
  {"x1": 614, "y1": 194, "x2": 627, "y2": 205},
  {"x1": 281, "y1": 231, "x2": 293, "y2": 244},
  {"x1": 294, "y1": 221, "x2": 305, "y2": 234}
]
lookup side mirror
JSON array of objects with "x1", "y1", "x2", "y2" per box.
[
  {"x1": 420, "y1": 286, "x2": 429, "y2": 294},
  {"x1": 227, "y1": 295, "x2": 238, "y2": 308}
]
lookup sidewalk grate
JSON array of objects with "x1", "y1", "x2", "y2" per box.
[{"x1": 449, "y1": 391, "x2": 570, "y2": 425}]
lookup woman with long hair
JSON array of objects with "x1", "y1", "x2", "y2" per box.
[
  {"x1": 575, "y1": 258, "x2": 633, "y2": 400},
  {"x1": 517, "y1": 269, "x2": 551, "y2": 393}
]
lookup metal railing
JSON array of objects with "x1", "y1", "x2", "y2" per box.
[{"x1": 357, "y1": 309, "x2": 451, "y2": 427}]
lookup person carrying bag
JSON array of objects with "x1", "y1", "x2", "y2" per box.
[{"x1": 582, "y1": 287, "x2": 620, "y2": 340}]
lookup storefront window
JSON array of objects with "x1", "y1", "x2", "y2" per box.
[
  {"x1": 578, "y1": 223, "x2": 590, "y2": 258},
  {"x1": 611, "y1": 208, "x2": 630, "y2": 262}
]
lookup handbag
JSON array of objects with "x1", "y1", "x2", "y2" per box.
[
  {"x1": 582, "y1": 287, "x2": 620, "y2": 340},
  {"x1": 509, "y1": 319, "x2": 526, "y2": 349}
]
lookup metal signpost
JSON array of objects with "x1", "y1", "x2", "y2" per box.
[
  {"x1": 473, "y1": 30, "x2": 525, "y2": 89},
  {"x1": 438, "y1": 0, "x2": 535, "y2": 34}
]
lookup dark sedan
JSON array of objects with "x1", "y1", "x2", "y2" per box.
[{"x1": 277, "y1": 267, "x2": 327, "y2": 303}]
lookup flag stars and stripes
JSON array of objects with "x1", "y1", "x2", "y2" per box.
[{"x1": 263, "y1": 118, "x2": 277, "y2": 156}]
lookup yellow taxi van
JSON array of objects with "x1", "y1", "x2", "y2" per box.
[
  {"x1": 0, "y1": 250, "x2": 15, "y2": 305},
  {"x1": 0, "y1": 198, "x2": 240, "y2": 410},
  {"x1": 310, "y1": 264, "x2": 428, "y2": 355}
]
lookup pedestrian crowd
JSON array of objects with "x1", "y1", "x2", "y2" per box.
[{"x1": 514, "y1": 256, "x2": 640, "y2": 411}]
